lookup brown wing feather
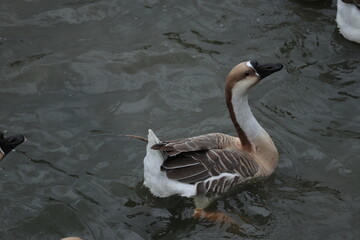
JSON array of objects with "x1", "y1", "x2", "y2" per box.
[
  {"x1": 177, "y1": 171, "x2": 210, "y2": 184},
  {"x1": 161, "y1": 149, "x2": 259, "y2": 185},
  {"x1": 166, "y1": 164, "x2": 208, "y2": 181},
  {"x1": 161, "y1": 153, "x2": 201, "y2": 169},
  {"x1": 151, "y1": 133, "x2": 234, "y2": 156}
]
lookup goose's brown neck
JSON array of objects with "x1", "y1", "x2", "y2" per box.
[{"x1": 225, "y1": 87, "x2": 253, "y2": 152}]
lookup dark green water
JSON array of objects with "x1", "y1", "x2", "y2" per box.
[{"x1": 1, "y1": 0, "x2": 359, "y2": 239}]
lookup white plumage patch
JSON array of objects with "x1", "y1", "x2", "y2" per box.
[
  {"x1": 143, "y1": 129, "x2": 196, "y2": 198},
  {"x1": 246, "y1": 61, "x2": 260, "y2": 76},
  {"x1": 336, "y1": 0, "x2": 360, "y2": 43},
  {"x1": 196, "y1": 172, "x2": 240, "y2": 193},
  {"x1": 231, "y1": 84, "x2": 266, "y2": 142}
]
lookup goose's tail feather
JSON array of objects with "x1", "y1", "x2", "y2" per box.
[
  {"x1": 143, "y1": 129, "x2": 166, "y2": 196},
  {"x1": 143, "y1": 129, "x2": 196, "y2": 198}
]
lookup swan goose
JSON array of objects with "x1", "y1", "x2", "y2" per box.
[
  {"x1": 0, "y1": 132, "x2": 25, "y2": 160},
  {"x1": 128, "y1": 60, "x2": 283, "y2": 213},
  {"x1": 337, "y1": 0, "x2": 360, "y2": 43}
]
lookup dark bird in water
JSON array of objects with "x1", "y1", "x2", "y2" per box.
[{"x1": 0, "y1": 132, "x2": 25, "y2": 160}]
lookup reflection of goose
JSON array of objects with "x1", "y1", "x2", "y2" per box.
[
  {"x1": 336, "y1": 0, "x2": 360, "y2": 43},
  {"x1": 0, "y1": 132, "x2": 25, "y2": 160},
  {"x1": 128, "y1": 60, "x2": 283, "y2": 218}
]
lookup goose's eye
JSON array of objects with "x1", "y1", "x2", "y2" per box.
[{"x1": 245, "y1": 72, "x2": 250, "y2": 77}]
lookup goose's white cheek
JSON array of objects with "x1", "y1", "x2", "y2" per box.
[{"x1": 232, "y1": 78, "x2": 259, "y2": 96}]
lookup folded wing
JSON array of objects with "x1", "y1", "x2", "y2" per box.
[
  {"x1": 152, "y1": 132, "x2": 259, "y2": 195},
  {"x1": 152, "y1": 133, "x2": 233, "y2": 156},
  {"x1": 163, "y1": 149, "x2": 259, "y2": 195}
]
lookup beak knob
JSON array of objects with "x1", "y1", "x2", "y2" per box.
[{"x1": 250, "y1": 60, "x2": 283, "y2": 79}]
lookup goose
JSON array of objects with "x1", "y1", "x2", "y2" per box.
[
  {"x1": 128, "y1": 60, "x2": 283, "y2": 219},
  {"x1": 0, "y1": 132, "x2": 25, "y2": 160},
  {"x1": 336, "y1": 0, "x2": 360, "y2": 43}
]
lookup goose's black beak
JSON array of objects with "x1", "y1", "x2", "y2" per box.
[
  {"x1": 0, "y1": 133, "x2": 25, "y2": 160},
  {"x1": 250, "y1": 60, "x2": 283, "y2": 79}
]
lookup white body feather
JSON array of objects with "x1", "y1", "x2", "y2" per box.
[
  {"x1": 143, "y1": 129, "x2": 196, "y2": 198},
  {"x1": 336, "y1": 0, "x2": 360, "y2": 43}
]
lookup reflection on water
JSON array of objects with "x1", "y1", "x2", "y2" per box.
[{"x1": 1, "y1": 0, "x2": 360, "y2": 239}]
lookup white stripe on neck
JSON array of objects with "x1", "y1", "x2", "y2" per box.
[{"x1": 231, "y1": 83, "x2": 266, "y2": 142}]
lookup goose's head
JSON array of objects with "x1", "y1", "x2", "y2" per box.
[
  {"x1": 226, "y1": 60, "x2": 283, "y2": 97},
  {"x1": 0, "y1": 132, "x2": 25, "y2": 160}
]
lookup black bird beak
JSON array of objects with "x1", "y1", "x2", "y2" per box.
[
  {"x1": 250, "y1": 60, "x2": 283, "y2": 79},
  {"x1": 0, "y1": 132, "x2": 25, "y2": 160}
]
